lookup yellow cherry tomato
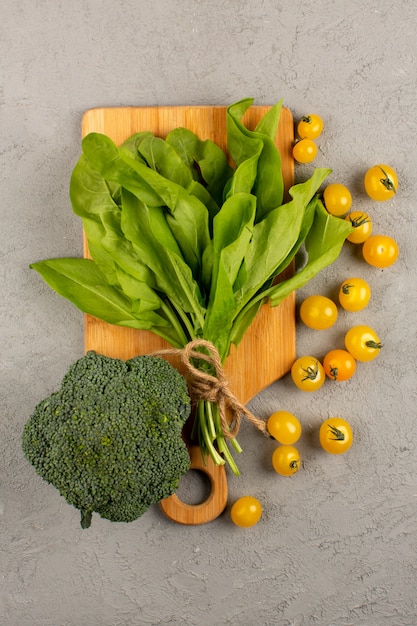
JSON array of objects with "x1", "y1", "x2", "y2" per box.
[
  {"x1": 267, "y1": 411, "x2": 302, "y2": 445},
  {"x1": 299, "y1": 294, "x2": 338, "y2": 330},
  {"x1": 293, "y1": 138, "x2": 318, "y2": 163},
  {"x1": 344, "y1": 325, "x2": 382, "y2": 362},
  {"x1": 338, "y1": 278, "x2": 371, "y2": 312},
  {"x1": 346, "y1": 211, "x2": 373, "y2": 244},
  {"x1": 323, "y1": 349, "x2": 356, "y2": 382},
  {"x1": 323, "y1": 183, "x2": 352, "y2": 216},
  {"x1": 297, "y1": 114, "x2": 324, "y2": 140},
  {"x1": 272, "y1": 445, "x2": 301, "y2": 476},
  {"x1": 291, "y1": 356, "x2": 325, "y2": 392},
  {"x1": 230, "y1": 496, "x2": 262, "y2": 528},
  {"x1": 364, "y1": 164, "x2": 398, "y2": 201},
  {"x1": 362, "y1": 235, "x2": 399, "y2": 268},
  {"x1": 319, "y1": 418, "x2": 353, "y2": 454}
]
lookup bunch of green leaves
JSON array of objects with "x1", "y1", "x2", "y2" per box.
[{"x1": 31, "y1": 98, "x2": 353, "y2": 475}]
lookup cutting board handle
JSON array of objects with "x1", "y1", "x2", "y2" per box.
[{"x1": 159, "y1": 445, "x2": 228, "y2": 524}]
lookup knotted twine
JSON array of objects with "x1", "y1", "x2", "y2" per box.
[{"x1": 152, "y1": 338, "x2": 268, "y2": 439}]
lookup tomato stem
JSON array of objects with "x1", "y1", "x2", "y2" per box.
[
  {"x1": 328, "y1": 425, "x2": 345, "y2": 441},
  {"x1": 350, "y1": 213, "x2": 370, "y2": 228},
  {"x1": 301, "y1": 361, "x2": 320, "y2": 381},
  {"x1": 365, "y1": 340, "x2": 383, "y2": 350},
  {"x1": 379, "y1": 167, "x2": 397, "y2": 193},
  {"x1": 329, "y1": 366, "x2": 338, "y2": 380}
]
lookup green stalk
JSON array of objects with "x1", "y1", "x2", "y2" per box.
[
  {"x1": 229, "y1": 436, "x2": 243, "y2": 454},
  {"x1": 210, "y1": 402, "x2": 241, "y2": 476},
  {"x1": 216, "y1": 437, "x2": 240, "y2": 477},
  {"x1": 159, "y1": 298, "x2": 192, "y2": 347},
  {"x1": 204, "y1": 400, "x2": 217, "y2": 441},
  {"x1": 166, "y1": 295, "x2": 203, "y2": 343},
  {"x1": 197, "y1": 401, "x2": 225, "y2": 467}
]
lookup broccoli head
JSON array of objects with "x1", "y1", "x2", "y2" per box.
[{"x1": 22, "y1": 351, "x2": 191, "y2": 528}]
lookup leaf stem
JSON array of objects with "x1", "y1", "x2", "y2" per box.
[
  {"x1": 210, "y1": 402, "x2": 241, "y2": 476},
  {"x1": 198, "y1": 402, "x2": 225, "y2": 466},
  {"x1": 216, "y1": 435, "x2": 240, "y2": 476},
  {"x1": 159, "y1": 298, "x2": 191, "y2": 346},
  {"x1": 205, "y1": 400, "x2": 218, "y2": 440}
]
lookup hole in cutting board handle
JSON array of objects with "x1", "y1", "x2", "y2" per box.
[
  {"x1": 175, "y1": 469, "x2": 212, "y2": 505},
  {"x1": 160, "y1": 445, "x2": 228, "y2": 525}
]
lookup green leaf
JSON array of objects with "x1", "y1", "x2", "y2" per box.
[
  {"x1": 134, "y1": 133, "x2": 193, "y2": 189},
  {"x1": 119, "y1": 131, "x2": 152, "y2": 165},
  {"x1": 203, "y1": 193, "x2": 256, "y2": 358},
  {"x1": 70, "y1": 155, "x2": 120, "y2": 217},
  {"x1": 228, "y1": 298, "x2": 265, "y2": 349},
  {"x1": 30, "y1": 258, "x2": 164, "y2": 329},
  {"x1": 226, "y1": 98, "x2": 284, "y2": 220},
  {"x1": 120, "y1": 189, "x2": 206, "y2": 334},
  {"x1": 227, "y1": 194, "x2": 318, "y2": 350},
  {"x1": 254, "y1": 101, "x2": 282, "y2": 139},
  {"x1": 226, "y1": 99, "x2": 263, "y2": 197},
  {"x1": 268, "y1": 199, "x2": 354, "y2": 307},
  {"x1": 82, "y1": 132, "x2": 211, "y2": 280},
  {"x1": 226, "y1": 98, "x2": 255, "y2": 166},
  {"x1": 234, "y1": 168, "x2": 331, "y2": 309},
  {"x1": 186, "y1": 179, "x2": 221, "y2": 232},
  {"x1": 70, "y1": 155, "x2": 156, "y2": 289},
  {"x1": 166, "y1": 127, "x2": 233, "y2": 207},
  {"x1": 268, "y1": 189, "x2": 319, "y2": 281},
  {"x1": 82, "y1": 133, "x2": 164, "y2": 207},
  {"x1": 211, "y1": 192, "x2": 256, "y2": 287}
]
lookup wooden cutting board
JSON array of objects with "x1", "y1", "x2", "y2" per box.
[{"x1": 81, "y1": 104, "x2": 295, "y2": 524}]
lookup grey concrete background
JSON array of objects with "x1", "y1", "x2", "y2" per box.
[{"x1": 1, "y1": 1, "x2": 416, "y2": 625}]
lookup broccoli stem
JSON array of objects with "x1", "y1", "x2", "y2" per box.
[{"x1": 80, "y1": 509, "x2": 93, "y2": 529}]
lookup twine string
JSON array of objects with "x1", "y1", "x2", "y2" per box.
[{"x1": 152, "y1": 339, "x2": 267, "y2": 439}]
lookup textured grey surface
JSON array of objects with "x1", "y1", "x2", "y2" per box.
[{"x1": 1, "y1": 1, "x2": 417, "y2": 625}]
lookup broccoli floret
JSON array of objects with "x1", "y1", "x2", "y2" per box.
[{"x1": 22, "y1": 351, "x2": 191, "y2": 528}]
